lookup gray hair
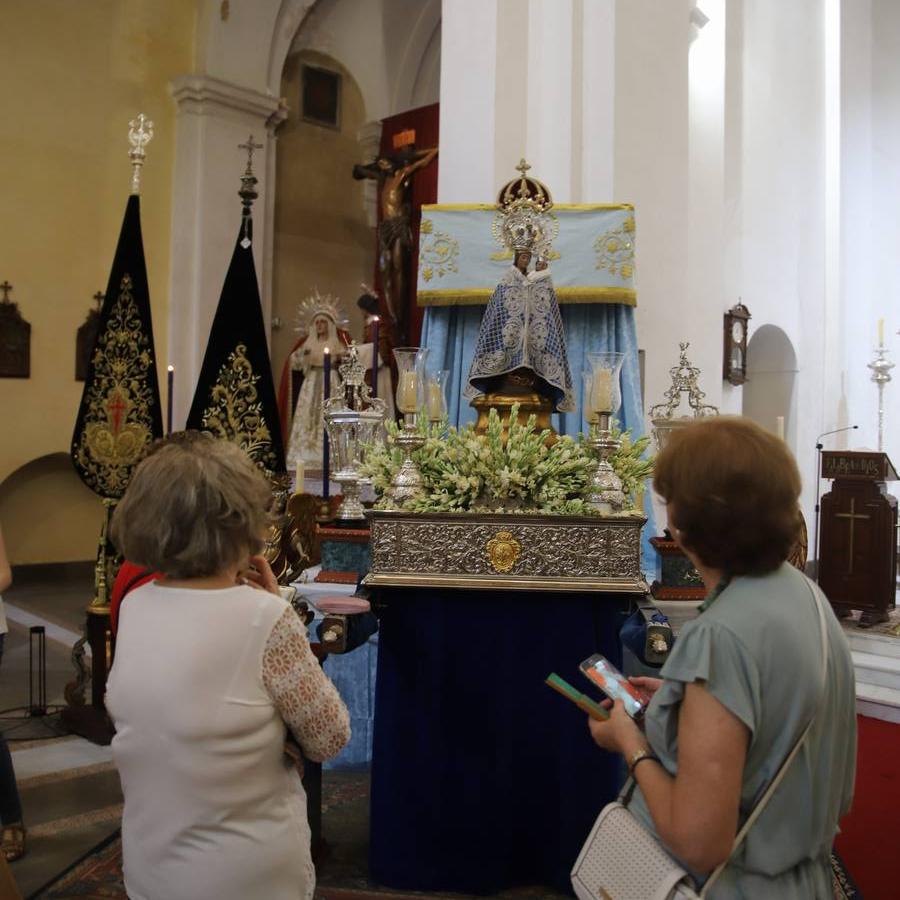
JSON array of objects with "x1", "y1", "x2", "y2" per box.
[{"x1": 110, "y1": 433, "x2": 272, "y2": 579}]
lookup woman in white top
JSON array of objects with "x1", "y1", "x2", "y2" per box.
[{"x1": 106, "y1": 433, "x2": 350, "y2": 900}]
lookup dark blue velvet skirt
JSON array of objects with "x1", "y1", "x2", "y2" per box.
[{"x1": 369, "y1": 588, "x2": 628, "y2": 895}]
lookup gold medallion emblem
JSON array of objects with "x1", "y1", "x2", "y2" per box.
[{"x1": 486, "y1": 530, "x2": 522, "y2": 573}]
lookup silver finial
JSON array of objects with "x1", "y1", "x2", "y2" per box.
[
  {"x1": 128, "y1": 114, "x2": 154, "y2": 195},
  {"x1": 237, "y1": 135, "x2": 263, "y2": 247},
  {"x1": 238, "y1": 135, "x2": 263, "y2": 212}
]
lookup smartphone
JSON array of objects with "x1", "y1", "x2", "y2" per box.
[{"x1": 579, "y1": 654, "x2": 648, "y2": 720}]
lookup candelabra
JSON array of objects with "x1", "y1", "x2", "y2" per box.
[
  {"x1": 323, "y1": 343, "x2": 386, "y2": 521},
  {"x1": 649, "y1": 342, "x2": 719, "y2": 451},
  {"x1": 867, "y1": 342, "x2": 894, "y2": 453}
]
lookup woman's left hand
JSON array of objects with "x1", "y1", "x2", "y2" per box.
[
  {"x1": 588, "y1": 700, "x2": 645, "y2": 755},
  {"x1": 241, "y1": 555, "x2": 281, "y2": 597}
]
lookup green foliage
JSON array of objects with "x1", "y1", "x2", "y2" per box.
[{"x1": 361, "y1": 405, "x2": 654, "y2": 515}]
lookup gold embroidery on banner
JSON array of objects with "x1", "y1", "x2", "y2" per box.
[
  {"x1": 594, "y1": 215, "x2": 636, "y2": 280},
  {"x1": 73, "y1": 274, "x2": 155, "y2": 498},
  {"x1": 419, "y1": 220, "x2": 460, "y2": 280},
  {"x1": 486, "y1": 530, "x2": 522, "y2": 573},
  {"x1": 200, "y1": 342, "x2": 279, "y2": 472}
]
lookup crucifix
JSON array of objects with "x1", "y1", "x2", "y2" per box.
[
  {"x1": 834, "y1": 497, "x2": 870, "y2": 574},
  {"x1": 93, "y1": 291, "x2": 104, "y2": 311},
  {"x1": 239, "y1": 134, "x2": 263, "y2": 173},
  {"x1": 0, "y1": 281, "x2": 12, "y2": 303}
]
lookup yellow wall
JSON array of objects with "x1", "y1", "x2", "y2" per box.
[
  {"x1": 272, "y1": 51, "x2": 373, "y2": 401},
  {"x1": 0, "y1": 455, "x2": 106, "y2": 565},
  {"x1": 0, "y1": 0, "x2": 196, "y2": 563}
]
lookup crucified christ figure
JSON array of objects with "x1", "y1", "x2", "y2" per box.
[{"x1": 353, "y1": 146, "x2": 438, "y2": 343}]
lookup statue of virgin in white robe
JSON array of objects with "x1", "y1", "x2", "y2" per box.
[{"x1": 285, "y1": 313, "x2": 348, "y2": 470}]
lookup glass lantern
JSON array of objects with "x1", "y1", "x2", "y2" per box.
[
  {"x1": 393, "y1": 347, "x2": 429, "y2": 417},
  {"x1": 585, "y1": 351, "x2": 625, "y2": 418},
  {"x1": 426, "y1": 369, "x2": 450, "y2": 423}
]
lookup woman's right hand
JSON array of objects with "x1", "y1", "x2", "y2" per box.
[{"x1": 629, "y1": 676, "x2": 663, "y2": 698}]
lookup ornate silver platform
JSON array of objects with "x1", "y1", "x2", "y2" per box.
[{"x1": 363, "y1": 511, "x2": 649, "y2": 593}]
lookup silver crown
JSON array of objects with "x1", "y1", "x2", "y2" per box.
[{"x1": 492, "y1": 159, "x2": 558, "y2": 255}]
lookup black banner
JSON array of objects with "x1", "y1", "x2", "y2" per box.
[
  {"x1": 186, "y1": 215, "x2": 286, "y2": 474},
  {"x1": 71, "y1": 195, "x2": 163, "y2": 499}
]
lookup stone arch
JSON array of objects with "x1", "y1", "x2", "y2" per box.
[
  {"x1": 742, "y1": 324, "x2": 799, "y2": 448},
  {"x1": 0, "y1": 453, "x2": 104, "y2": 565},
  {"x1": 168, "y1": 0, "x2": 441, "y2": 424}
]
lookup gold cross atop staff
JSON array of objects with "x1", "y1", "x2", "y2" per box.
[
  {"x1": 239, "y1": 134, "x2": 264, "y2": 175},
  {"x1": 0, "y1": 281, "x2": 11, "y2": 303},
  {"x1": 128, "y1": 113, "x2": 154, "y2": 195},
  {"x1": 835, "y1": 497, "x2": 871, "y2": 574}
]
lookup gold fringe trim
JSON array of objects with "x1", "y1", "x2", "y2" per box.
[
  {"x1": 417, "y1": 287, "x2": 637, "y2": 307},
  {"x1": 420, "y1": 203, "x2": 636, "y2": 212}
]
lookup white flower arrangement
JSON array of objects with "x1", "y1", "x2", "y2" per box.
[{"x1": 361, "y1": 404, "x2": 654, "y2": 516}]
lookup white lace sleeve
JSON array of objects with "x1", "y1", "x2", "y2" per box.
[{"x1": 262, "y1": 607, "x2": 351, "y2": 762}]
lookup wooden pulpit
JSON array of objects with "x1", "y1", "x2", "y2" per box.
[{"x1": 819, "y1": 450, "x2": 898, "y2": 625}]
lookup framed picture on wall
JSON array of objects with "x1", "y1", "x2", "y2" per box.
[{"x1": 302, "y1": 64, "x2": 341, "y2": 129}]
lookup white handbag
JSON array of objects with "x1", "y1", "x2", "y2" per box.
[{"x1": 572, "y1": 580, "x2": 830, "y2": 900}]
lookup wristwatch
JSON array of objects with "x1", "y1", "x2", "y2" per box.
[{"x1": 627, "y1": 747, "x2": 659, "y2": 775}]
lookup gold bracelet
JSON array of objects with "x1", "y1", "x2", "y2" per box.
[{"x1": 627, "y1": 747, "x2": 659, "y2": 775}]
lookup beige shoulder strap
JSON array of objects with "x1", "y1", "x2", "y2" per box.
[{"x1": 701, "y1": 578, "x2": 829, "y2": 895}]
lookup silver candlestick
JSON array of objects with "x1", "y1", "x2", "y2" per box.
[
  {"x1": 867, "y1": 343, "x2": 894, "y2": 452},
  {"x1": 585, "y1": 412, "x2": 625, "y2": 515},
  {"x1": 384, "y1": 413, "x2": 426, "y2": 508}
]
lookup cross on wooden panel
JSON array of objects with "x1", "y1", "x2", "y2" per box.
[{"x1": 835, "y1": 497, "x2": 871, "y2": 574}]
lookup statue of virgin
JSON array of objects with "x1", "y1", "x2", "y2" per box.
[{"x1": 277, "y1": 294, "x2": 350, "y2": 471}]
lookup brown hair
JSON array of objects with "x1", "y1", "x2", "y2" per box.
[
  {"x1": 653, "y1": 416, "x2": 802, "y2": 576},
  {"x1": 110, "y1": 433, "x2": 272, "y2": 579}
]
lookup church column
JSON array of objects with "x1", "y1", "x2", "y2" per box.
[
  {"x1": 525, "y1": 0, "x2": 575, "y2": 201},
  {"x1": 580, "y1": 0, "x2": 617, "y2": 200},
  {"x1": 167, "y1": 75, "x2": 286, "y2": 427},
  {"x1": 438, "y1": 0, "x2": 498, "y2": 202}
]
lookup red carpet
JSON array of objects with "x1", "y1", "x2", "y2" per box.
[{"x1": 834, "y1": 714, "x2": 900, "y2": 899}]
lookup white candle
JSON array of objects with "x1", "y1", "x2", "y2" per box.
[
  {"x1": 295, "y1": 460, "x2": 304, "y2": 493},
  {"x1": 775, "y1": 416, "x2": 785, "y2": 441},
  {"x1": 397, "y1": 371, "x2": 418, "y2": 413},
  {"x1": 591, "y1": 369, "x2": 613, "y2": 413},
  {"x1": 878, "y1": 318, "x2": 884, "y2": 345},
  {"x1": 427, "y1": 381, "x2": 443, "y2": 420}
]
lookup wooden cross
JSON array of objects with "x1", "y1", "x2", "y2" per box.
[
  {"x1": 93, "y1": 291, "x2": 104, "y2": 311},
  {"x1": 835, "y1": 497, "x2": 871, "y2": 574},
  {"x1": 239, "y1": 135, "x2": 263, "y2": 173},
  {"x1": 0, "y1": 281, "x2": 11, "y2": 303}
]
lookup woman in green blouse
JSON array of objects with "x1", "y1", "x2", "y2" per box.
[{"x1": 589, "y1": 416, "x2": 856, "y2": 898}]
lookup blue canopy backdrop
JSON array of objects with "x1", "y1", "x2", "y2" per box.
[{"x1": 417, "y1": 204, "x2": 657, "y2": 570}]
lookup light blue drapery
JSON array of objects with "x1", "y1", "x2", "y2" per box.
[{"x1": 421, "y1": 303, "x2": 658, "y2": 572}]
